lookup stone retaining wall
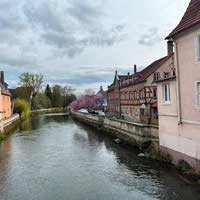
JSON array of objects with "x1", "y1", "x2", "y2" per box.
[
  {"x1": 0, "y1": 114, "x2": 20, "y2": 133},
  {"x1": 71, "y1": 111, "x2": 158, "y2": 148}
]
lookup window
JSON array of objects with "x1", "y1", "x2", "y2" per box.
[
  {"x1": 164, "y1": 72, "x2": 170, "y2": 79},
  {"x1": 197, "y1": 34, "x2": 200, "y2": 62},
  {"x1": 163, "y1": 83, "x2": 170, "y2": 103},
  {"x1": 153, "y1": 88, "x2": 157, "y2": 99},
  {"x1": 154, "y1": 72, "x2": 160, "y2": 81},
  {"x1": 196, "y1": 82, "x2": 200, "y2": 106}
]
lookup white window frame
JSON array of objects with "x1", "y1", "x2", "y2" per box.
[
  {"x1": 196, "y1": 33, "x2": 200, "y2": 62},
  {"x1": 195, "y1": 81, "x2": 200, "y2": 109},
  {"x1": 163, "y1": 83, "x2": 171, "y2": 104}
]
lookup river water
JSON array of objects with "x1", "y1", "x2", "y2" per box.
[{"x1": 0, "y1": 114, "x2": 199, "y2": 200}]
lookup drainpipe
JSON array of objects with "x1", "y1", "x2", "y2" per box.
[
  {"x1": 174, "y1": 41, "x2": 182, "y2": 124},
  {"x1": 118, "y1": 80, "x2": 122, "y2": 118}
]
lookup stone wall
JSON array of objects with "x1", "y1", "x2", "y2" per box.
[
  {"x1": 71, "y1": 111, "x2": 158, "y2": 148},
  {"x1": 0, "y1": 114, "x2": 20, "y2": 133}
]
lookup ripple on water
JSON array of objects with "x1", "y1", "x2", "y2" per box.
[{"x1": 0, "y1": 114, "x2": 199, "y2": 200}]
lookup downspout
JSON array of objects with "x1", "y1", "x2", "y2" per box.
[
  {"x1": 119, "y1": 80, "x2": 122, "y2": 118},
  {"x1": 174, "y1": 41, "x2": 182, "y2": 124}
]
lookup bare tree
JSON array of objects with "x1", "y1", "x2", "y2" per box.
[
  {"x1": 19, "y1": 72, "x2": 44, "y2": 109},
  {"x1": 62, "y1": 85, "x2": 75, "y2": 96},
  {"x1": 62, "y1": 85, "x2": 76, "y2": 108}
]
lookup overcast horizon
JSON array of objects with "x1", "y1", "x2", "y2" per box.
[{"x1": 1, "y1": 0, "x2": 190, "y2": 93}]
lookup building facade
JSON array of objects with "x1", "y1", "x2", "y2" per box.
[
  {"x1": 96, "y1": 86, "x2": 107, "y2": 111},
  {"x1": 107, "y1": 71, "x2": 124, "y2": 118},
  {"x1": 107, "y1": 57, "x2": 170, "y2": 125},
  {"x1": 156, "y1": 0, "x2": 200, "y2": 171},
  {"x1": 0, "y1": 71, "x2": 12, "y2": 120}
]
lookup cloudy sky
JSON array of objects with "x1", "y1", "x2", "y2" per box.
[{"x1": 1, "y1": 0, "x2": 190, "y2": 93}]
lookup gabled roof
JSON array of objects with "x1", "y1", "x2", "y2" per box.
[
  {"x1": 166, "y1": 0, "x2": 200, "y2": 39},
  {"x1": 107, "y1": 56, "x2": 171, "y2": 90},
  {"x1": 132, "y1": 55, "x2": 171, "y2": 84},
  {"x1": 0, "y1": 82, "x2": 11, "y2": 96},
  {"x1": 118, "y1": 75, "x2": 128, "y2": 81}
]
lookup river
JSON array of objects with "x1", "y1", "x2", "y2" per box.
[{"x1": 0, "y1": 114, "x2": 199, "y2": 200}]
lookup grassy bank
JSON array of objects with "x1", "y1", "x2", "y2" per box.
[{"x1": 31, "y1": 107, "x2": 69, "y2": 116}]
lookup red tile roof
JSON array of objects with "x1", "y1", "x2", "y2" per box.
[
  {"x1": 166, "y1": 0, "x2": 200, "y2": 39},
  {"x1": 118, "y1": 75, "x2": 128, "y2": 81},
  {"x1": 108, "y1": 55, "x2": 172, "y2": 90},
  {"x1": 133, "y1": 55, "x2": 171, "y2": 84},
  {"x1": 0, "y1": 82, "x2": 11, "y2": 96}
]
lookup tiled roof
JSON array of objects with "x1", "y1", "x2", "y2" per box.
[
  {"x1": 133, "y1": 55, "x2": 171, "y2": 84},
  {"x1": 107, "y1": 56, "x2": 171, "y2": 90},
  {"x1": 118, "y1": 75, "x2": 128, "y2": 81},
  {"x1": 0, "y1": 82, "x2": 11, "y2": 96},
  {"x1": 166, "y1": 0, "x2": 200, "y2": 39}
]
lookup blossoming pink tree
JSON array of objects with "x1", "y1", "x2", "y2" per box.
[{"x1": 70, "y1": 93, "x2": 103, "y2": 111}]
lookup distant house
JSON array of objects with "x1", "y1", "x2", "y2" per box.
[
  {"x1": 107, "y1": 71, "x2": 125, "y2": 118},
  {"x1": 155, "y1": 0, "x2": 200, "y2": 171},
  {"x1": 0, "y1": 71, "x2": 12, "y2": 120},
  {"x1": 107, "y1": 58, "x2": 169, "y2": 125},
  {"x1": 96, "y1": 86, "x2": 107, "y2": 111}
]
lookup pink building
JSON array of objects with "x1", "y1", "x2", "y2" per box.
[{"x1": 156, "y1": 0, "x2": 200, "y2": 171}]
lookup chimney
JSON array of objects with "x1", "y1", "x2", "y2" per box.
[
  {"x1": 134, "y1": 64, "x2": 137, "y2": 74},
  {"x1": 167, "y1": 40, "x2": 173, "y2": 56},
  {"x1": 0, "y1": 71, "x2": 4, "y2": 84}
]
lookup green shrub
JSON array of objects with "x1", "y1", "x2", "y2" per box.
[
  {"x1": 32, "y1": 93, "x2": 52, "y2": 109},
  {"x1": 0, "y1": 133, "x2": 5, "y2": 141},
  {"x1": 177, "y1": 160, "x2": 193, "y2": 172},
  {"x1": 14, "y1": 98, "x2": 30, "y2": 120}
]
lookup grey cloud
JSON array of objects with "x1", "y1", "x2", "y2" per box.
[
  {"x1": 67, "y1": 0, "x2": 103, "y2": 26},
  {"x1": 0, "y1": 0, "x2": 126, "y2": 75},
  {"x1": 0, "y1": 1, "x2": 26, "y2": 31},
  {"x1": 0, "y1": 45, "x2": 37, "y2": 67},
  {"x1": 23, "y1": 1, "x2": 65, "y2": 33},
  {"x1": 23, "y1": 0, "x2": 126, "y2": 58},
  {"x1": 138, "y1": 27, "x2": 162, "y2": 46}
]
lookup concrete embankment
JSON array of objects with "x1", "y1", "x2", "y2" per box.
[
  {"x1": 71, "y1": 111, "x2": 158, "y2": 148},
  {"x1": 0, "y1": 114, "x2": 20, "y2": 135}
]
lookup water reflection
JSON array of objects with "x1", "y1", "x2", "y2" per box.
[{"x1": 0, "y1": 114, "x2": 199, "y2": 200}]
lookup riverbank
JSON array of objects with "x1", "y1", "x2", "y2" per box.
[
  {"x1": 0, "y1": 108, "x2": 68, "y2": 142},
  {"x1": 71, "y1": 110, "x2": 158, "y2": 149},
  {"x1": 0, "y1": 114, "x2": 20, "y2": 141},
  {"x1": 71, "y1": 110, "x2": 200, "y2": 184},
  {"x1": 31, "y1": 107, "x2": 68, "y2": 116}
]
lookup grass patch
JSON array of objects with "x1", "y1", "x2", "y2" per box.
[{"x1": 31, "y1": 107, "x2": 68, "y2": 116}]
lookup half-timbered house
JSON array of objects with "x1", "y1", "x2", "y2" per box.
[{"x1": 107, "y1": 56, "x2": 170, "y2": 125}]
